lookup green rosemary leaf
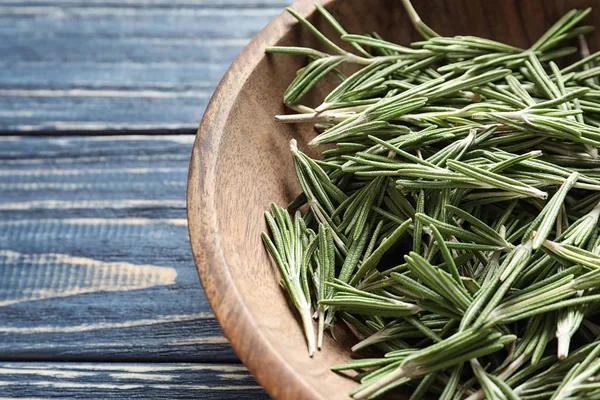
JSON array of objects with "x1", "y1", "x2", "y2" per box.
[
  {"x1": 265, "y1": 46, "x2": 328, "y2": 59},
  {"x1": 331, "y1": 357, "x2": 405, "y2": 372},
  {"x1": 284, "y1": 56, "x2": 346, "y2": 104},
  {"x1": 350, "y1": 219, "x2": 412, "y2": 286},
  {"x1": 438, "y1": 363, "x2": 463, "y2": 400},
  {"x1": 313, "y1": 2, "x2": 372, "y2": 58},
  {"x1": 447, "y1": 159, "x2": 548, "y2": 199},
  {"x1": 408, "y1": 372, "x2": 439, "y2": 400},
  {"x1": 532, "y1": 172, "x2": 579, "y2": 249},
  {"x1": 412, "y1": 190, "x2": 425, "y2": 253},
  {"x1": 341, "y1": 34, "x2": 432, "y2": 56},
  {"x1": 404, "y1": 252, "x2": 471, "y2": 311},
  {"x1": 391, "y1": 272, "x2": 448, "y2": 305},
  {"x1": 338, "y1": 224, "x2": 372, "y2": 283},
  {"x1": 543, "y1": 240, "x2": 600, "y2": 269},
  {"x1": 531, "y1": 313, "x2": 555, "y2": 365},
  {"x1": 400, "y1": 0, "x2": 439, "y2": 39},
  {"x1": 285, "y1": 7, "x2": 349, "y2": 55},
  {"x1": 487, "y1": 372, "x2": 522, "y2": 400},
  {"x1": 551, "y1": 342, "x2": 600, "y2": 399},
  {"x1": 425, "y1": 69, "x2": 511, "y2": 100},
  {"x1": 445, "y1": 204, "x2": 512, "y2": 250}
]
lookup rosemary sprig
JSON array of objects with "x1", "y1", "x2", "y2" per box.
[
  {"x1": 262, "y1": 204, "x2": 316, "y2": 356},
  {"x1": 260, "y1": 1, "x2": 600, "y2": 398}
]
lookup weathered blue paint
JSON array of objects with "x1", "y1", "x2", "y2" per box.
[
  {"x1": 0, "y1": 1, "x2": 292, "y2": 396},
  {"x1": 0, "y1": 136, "x2": 241, "y2": 363},
  {"x1": 0, "y1": 0, "x2": 289, "y2": 132},
  {"x1": 0, "y1": 362, "x2": 270, "y2": 399}
]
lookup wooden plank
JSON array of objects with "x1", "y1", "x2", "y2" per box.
[
  {"x1": 0, "y1": 1, "x2": 290, "y2": 132},
  {"x1": 0, "y1": 362, "x2": 269, "y2": 399},
  {"x1": 0, "y1": 95, "x2": 209, "y2": 133},
  {"x1": 0, "y1": 135, "x2": 239, "y2": 361}
]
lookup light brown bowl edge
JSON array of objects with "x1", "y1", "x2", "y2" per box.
[{"x1": 187, "y1": 1, "x2": 331, "y2": 399}]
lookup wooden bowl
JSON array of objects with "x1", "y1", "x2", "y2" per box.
[{"x1": 187, "y1": 1, "x2": 600, "y2": 398}]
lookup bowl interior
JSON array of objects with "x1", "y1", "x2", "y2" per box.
[{"x1": 188, "y1": 1, "x2": 600, "y2": 398}]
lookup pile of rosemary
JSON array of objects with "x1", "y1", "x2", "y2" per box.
[{"x1": 261, "y1": 1, "x2": 600, "y2": 398}]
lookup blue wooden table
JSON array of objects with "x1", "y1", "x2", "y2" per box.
[{"x1": 0, "y1": 1, "x2": 290, "y2": 397}]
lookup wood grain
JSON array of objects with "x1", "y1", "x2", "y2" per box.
[
  {"x1": 188, "y1": 0, "x2": 600, "y2": 399},
  {"x1": 0, "y1": 135, "x2": 236, "y2": 361},
  {"x1": 0, "y1": 362, "x2": 269, "y2": 399},
  {"x1": 0, "y1": 0, "x2": 289, "y2": 132}
]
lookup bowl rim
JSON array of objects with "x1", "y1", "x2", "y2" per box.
[{"x1": 187, "y1": 1, "x2": 333, "y2": 399}]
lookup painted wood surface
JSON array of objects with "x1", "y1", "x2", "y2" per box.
[
  {"x1": 0, "y1": 0, "x2": 289, "y2": 132},
  {"x1": 0, "y1": 135, "x2": 241, "y2": 362},
  {"x1": 0, "y1": 1, "x2": 295, "y2": 396},
  {"x1": 0, "y1": 362, "x2": 269, "y2": 399}
]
